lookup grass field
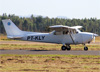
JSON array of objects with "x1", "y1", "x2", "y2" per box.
[{"x1": 0, "y1": 54, "x2": 100, "y2": 72}]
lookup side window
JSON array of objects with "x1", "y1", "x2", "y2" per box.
[
  {"x1": 53, "y1": 31, "x2": 63, "y2": 35},
  {"x1": 53, "y1": 29, "x2": 78, "y2": 35},
  {"x1": 63, "y1": 31, "x2": 69, "y2": 34}
]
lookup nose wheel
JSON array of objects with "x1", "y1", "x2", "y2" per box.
[
  {"x1": 61, "y1": 45, "x2": 71, "y2": 51},
  {"x1": 84, "y1": 47, "x2": 88, "y2": 51}
]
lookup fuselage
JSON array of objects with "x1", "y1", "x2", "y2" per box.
[{"x1": 21, "y1": 31, "x2": 94, "y2": 45}]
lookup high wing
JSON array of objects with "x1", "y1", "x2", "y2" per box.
[{"x1": 49, "y1": 25, "x2": 82, "y2": 29}]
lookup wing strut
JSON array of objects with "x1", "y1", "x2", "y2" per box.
[
  {"x1": 69, "y1": 34, "x2": 75, "y2": 44},
  {"x1": 68, "y1": 30, "x2": 75, "y2": 44}
]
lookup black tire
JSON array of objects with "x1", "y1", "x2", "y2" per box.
[
  {"x1": 61, "y1": 46, "x2": 67, "y2": 51},
  {"x1": 66, "y1": 45, "x2": 71, "y2": 51},
  {"x1": 84, "y1": 47, "x2": 88, "y2": 51}
]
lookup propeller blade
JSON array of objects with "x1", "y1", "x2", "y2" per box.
[{"x1": 93, "y1": 36, "x2": 95, "y2": 43}]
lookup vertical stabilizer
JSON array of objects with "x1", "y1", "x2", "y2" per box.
[{"x1": 2, "y1": 19, "x2": 23, "y2": 38}]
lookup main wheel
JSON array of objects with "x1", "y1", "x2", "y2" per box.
[
  {"x1": 61, "y1": 46, "x2": 67, "y2": 51},
  {"x1": 66, "y1": 45, "x2": 71, "y2": 51},
  {"x1": 84, "y1": 47, "x2": 88, "y2": 51}
]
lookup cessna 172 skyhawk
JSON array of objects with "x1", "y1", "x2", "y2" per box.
[{"x1": 2, "y1": 19, "x2": 98, "y2": 51}]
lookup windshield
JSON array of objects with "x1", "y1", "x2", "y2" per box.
[{"x1": 76, "y1": 29, "x2": 81, "y2": 33}]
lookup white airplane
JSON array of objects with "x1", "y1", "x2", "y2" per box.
[{"x1": 2, "y1": 19, "x2": 98, "y2": 51}]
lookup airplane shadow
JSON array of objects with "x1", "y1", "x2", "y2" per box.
[
  {"x1": 29, "y1": 50, "x2": 85, "y2": 51},
  {"x1": 29, "y1": 50, "x2": 57, "y2": 51}
]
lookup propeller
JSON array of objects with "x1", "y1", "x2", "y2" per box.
[{"x1": 93, "y1": 33, "x2": 98, "y2": 43}]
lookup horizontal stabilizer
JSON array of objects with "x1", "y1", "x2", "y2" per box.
[{"x1": 7, "y1": 35, "x2": 24, "y2": 39}]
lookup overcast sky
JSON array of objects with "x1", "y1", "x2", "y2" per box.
[{"x1": 0, "y1": 0, "x2": 100, "y2": 19}]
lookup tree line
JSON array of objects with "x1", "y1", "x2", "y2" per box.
[{"x1": 0, "y1": 13, "x2": 100, "y2": 35}]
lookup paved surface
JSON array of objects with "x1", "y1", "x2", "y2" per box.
[{"x1": 0, "y1": 50, "x2": 100, "y2": 55}]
